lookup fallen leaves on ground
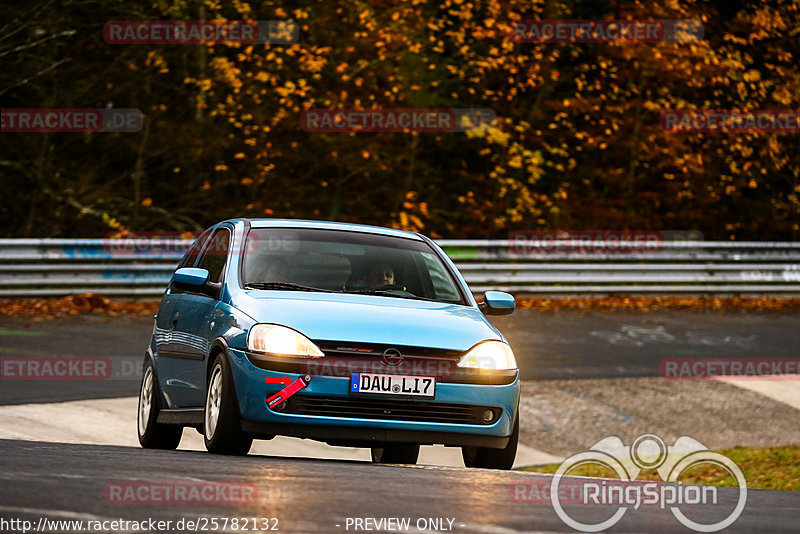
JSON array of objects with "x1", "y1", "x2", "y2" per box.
[
  {"x1": 516, "y1": 296, "x2": 800, "y2": 313},
  {"x1": 2, "y1": 295, "x2": 800, "y2": 319},
  {"x1": 0, "y1": 295, "x2": 159, "y2": 319}
]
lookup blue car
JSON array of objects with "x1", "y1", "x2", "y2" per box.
[{"x1": 137, "y1": 219, "x2": 520, "y2": 469}]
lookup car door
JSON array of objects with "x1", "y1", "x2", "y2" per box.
[
  {"x1": 162, "y1": 226, "x2": 232, "y2": 408},
  {"x1": 155, "y1": 229, "x2": 212, "y2": 407}
]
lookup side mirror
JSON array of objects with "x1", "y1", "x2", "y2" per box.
[
  {"x1": 172, "y1": 267, "x2": 209, "y2": 288},
  {"x1": 480, "y1": 291, "x2": 515, "y2": 316}
]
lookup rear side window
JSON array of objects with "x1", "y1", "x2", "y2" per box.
[{"x1": 196, "y1": 228, "x2": 231, "y2": 283}]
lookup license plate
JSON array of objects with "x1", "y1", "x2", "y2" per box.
[{"x1": 350, "y1": 373, "x2": 435, "y2": 398}]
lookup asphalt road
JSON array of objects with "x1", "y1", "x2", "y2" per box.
[
  {"x1": 0, "y1": 316, "x2": 153, "y2": 405},
  {"x1": 493, "y1": 309, "x2": 800, "y2": 379},
  {"x1": 2, "y1": 310, "x2": 799, "y2": 404},
  {"x1": 1, "y1": 310, "x2": 798, "y2": 533},
  {"x1": 2, "y1": 439, "x2": 798, "y2": 533}
]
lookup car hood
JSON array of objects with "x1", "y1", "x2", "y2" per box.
[{"x1": 236, "y1": 290, "x2": 501, "y2": 351}]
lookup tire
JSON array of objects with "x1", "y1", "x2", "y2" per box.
[
  {"x1": 371, "y1": 444, "x2": 420, "y2": 464},
  {"x1": 204, "y1": 354, "x2": 253, "y2": 455},
  {"x1": 138, "y1": 361, "x2": 182, "y2": 450},
  {"x1": 462, "y1": 414, "x2": 519, "y2": 470}
]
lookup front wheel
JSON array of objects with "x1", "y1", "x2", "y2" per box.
[
  {"x1": 204, "y1": 354, "x2": 253, "y2": 455},
  {"x1": 138, "y1": 361, "x2": 182, "y2": 449},
  {"x1": 371, "y1": 444, "x2": 420, "y2": 464},
  {"x1": 462, "y1": 414, "x2": 518, "y2": 470}
]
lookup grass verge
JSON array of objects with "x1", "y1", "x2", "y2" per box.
[{"x1": 520, "y1": 445, "x2": 800, "y2": 491}]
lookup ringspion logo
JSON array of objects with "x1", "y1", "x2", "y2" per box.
[{"x1": 550, "y1": 434, "x2": 746, "y2": 532}]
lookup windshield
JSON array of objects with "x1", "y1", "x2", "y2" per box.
[{"x1": 241, "y1": 228, "x2": 464, "y2": 304}]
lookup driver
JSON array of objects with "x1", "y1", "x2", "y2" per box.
[{"x1": 368, "y1": 263, "x2": 395, "y2": 287}]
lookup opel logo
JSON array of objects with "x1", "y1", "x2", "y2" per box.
[{"x1": 382, "y1": 348, "x2": 403, "y2": 367}]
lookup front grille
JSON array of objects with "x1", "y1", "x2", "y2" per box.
[
  {"x1": 314, "y1": 341, "x2": 463, "y2": 360},
  {"x1": 279, "y1": 395, "x2": 498, "y2": 425}
]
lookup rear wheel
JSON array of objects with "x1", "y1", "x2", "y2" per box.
[
  {"x1": 137, "y1": 361, "x2": 182, "y2": 449},
  {"x1": 371, "y1": 444, "x2": 420, "y2": 464},
  {"x1": 462, "y1": 414, "x2": 519, "y2": 470},
  {"x1": 204, "y1": 354, "x2": 253, "y2": 455}
]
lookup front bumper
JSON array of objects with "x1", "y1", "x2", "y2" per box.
[{"x1": 227, "y1": 348, "x2": 520, "y2": 448}]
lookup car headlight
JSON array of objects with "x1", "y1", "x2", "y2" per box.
[
  {"x1": 457, "y1": 340, "x2": 517, "y2": 370},
  {"x1": 247, "y1": 324, "x2": 324, "y2": 358}
]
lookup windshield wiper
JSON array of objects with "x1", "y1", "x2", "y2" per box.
[
  {"x1": 246, "y1": 283, "x2": 446, "y2": 302},
  {"x1": 244, "y1": 282, "x2": 332, "y2": 292},
  {"x1": 343, "y1": 289, "x2": 442, "y2": 303}
]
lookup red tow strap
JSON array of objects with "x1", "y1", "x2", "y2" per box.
[{"x1": 266, "y1": 375, "x2": 310, "y2": 408}]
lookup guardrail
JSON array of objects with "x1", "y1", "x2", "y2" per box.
[{"x1": 1, "y1": 238, "x2": 799, "y2": 297}]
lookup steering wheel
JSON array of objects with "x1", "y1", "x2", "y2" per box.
[{"x1": 375, "y1": 284, "x2": 407, "y2": 292}]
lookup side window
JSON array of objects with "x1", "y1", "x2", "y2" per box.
[
  {"x1": 422, "y1": 252, "x2": 461, "y2": 302},
  {"x1": 196, "y1": 228, "x2": 231, "y2": 283},
  {"x1": 177, "y1": 229, "x2": 212, "y2": 269}
]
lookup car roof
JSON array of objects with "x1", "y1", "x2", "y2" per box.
[{"x1": 223, "y1": 218, "x2": 424, "y2": 241}]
